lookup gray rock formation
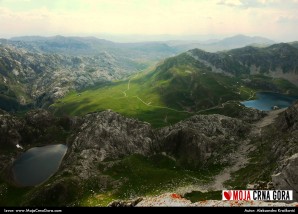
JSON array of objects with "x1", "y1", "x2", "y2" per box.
[
  {"x1": 268, "y1": 102, "x2": 298, "y2": 200},
  {"x1": 236, "y1": 107, "x2": 267, "y2": 123},
  {"x1": 0, "y1": 109, "x2": 72, "y2": 149},
  {"x1": 158, "y1": 114, "x2": 250, "y2": 167},
  {"x1": 276, "y1": 101, "x2": 298, "y2": 131},
  {"x1": 108, "y1": 198, "x2": 143, "y2": 207},
  {"x1": 272, "y1": 153, "x2": 298, "y2": 201},
  {"x1": 63, "y1": 110, "x2": 156, "y2": 180},
  {"x1": 0, "y1": 113, "x2": 24, "y2": 149}
]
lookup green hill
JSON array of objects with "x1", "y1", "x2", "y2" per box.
[{"x1": 52, "y1": 43, "x2": 298, "y2": 127}]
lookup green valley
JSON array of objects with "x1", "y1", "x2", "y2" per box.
[
  {"x1": 51, "y1": 55, "x2": 241, "y2": 127},
  {"x1": 52, "y1": 50, "x2": 298, "y2": 127}
]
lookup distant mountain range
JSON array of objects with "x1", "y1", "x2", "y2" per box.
[
  {"x1": 3, "y1": 34, "x2": 276, "y2": 57},
  {"x1": 6, "y1": 35, "x2": 177, "y2": 61},
  {"x1": 171, "y1": 34, "x2": 275, "y2": 52}
]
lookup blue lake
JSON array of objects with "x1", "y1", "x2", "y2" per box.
[
  {"x1": 241, "y1": 92, "x2": 298, "y2": 111},
  {"x1": 12, "y1": 144, "x2": 67, "y2": 187}
]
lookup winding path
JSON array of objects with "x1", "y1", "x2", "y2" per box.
[
  {"x1": 121, "y1": 76, "x2": 191, "y2": 114},
  {"x1": 121, "y1": 76, "x2": 256, "y2": 115},
  {"x1": 122, "y1": 76, "x2": 134, "y2": 97},
  {"x1": 250, "y1": 108, "x2": 286, "y2": 136}
]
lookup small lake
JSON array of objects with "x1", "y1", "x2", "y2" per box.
[
  {"x1": 12, "y1": 144, "x2": 67, "y2": 187},
  {"x1": 241, "y1": 92, "x2": 298, "y2": 111}
]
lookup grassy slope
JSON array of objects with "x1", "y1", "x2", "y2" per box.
[
  {"x1": 78, "y1": 154, "x2": 222, "y2": 206},
  {"x1": 0, "y1": 180, "x2": 31, "y2": 206},
  {"x1": 52, "y1": 54, "x2": 298, "y2": 128},
  {"x1": 52, "y1": 77, "x2": 192, "y2": 128},
  {"x1": 52, "y1": 53, "x2": 260, "y2": 127}
]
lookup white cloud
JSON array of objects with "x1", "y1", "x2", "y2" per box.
[{"x1": 0, "y1": 0, "x2": 297, "y2": 41}]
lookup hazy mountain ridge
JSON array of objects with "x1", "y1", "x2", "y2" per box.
[
  {"x1": 172, "y1": 35, "x2": 275, "y2": 52},
  {"x1": 9, "y1": 35, "x2": 177, "y2": 61}
]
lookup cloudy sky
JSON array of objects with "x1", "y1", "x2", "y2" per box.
[{"x1": 0, "y1": 0, "x2": 297, "y2": 42}]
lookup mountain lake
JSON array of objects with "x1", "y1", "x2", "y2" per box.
[
  {"x1": 12, "y1": 144, "x2": 67, "y2": 186},
  {"x1": 241, "y1": 92, "x2": 298, "y2": 111}
]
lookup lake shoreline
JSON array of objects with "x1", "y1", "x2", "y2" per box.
[
  {"x1": 241, "y1": 92, "x2": 298, "y2": 111},
  {"x1": 12, "y1": 144, "x2": 68, "y2": 187}
]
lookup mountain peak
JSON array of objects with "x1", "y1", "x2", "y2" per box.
[{"x1": 219, "y1": 34, "x2": 274, "y2": 45}]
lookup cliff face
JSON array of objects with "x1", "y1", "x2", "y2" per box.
[
  {"x1": 0, "y1": 109, "x2": 71, "y2": 150},
  {"x1": 62, "y1": 110, "x2": 157, "y2": 180},
  {"x1": 276, "y1": 101, "x2": 298, "y2": 132},
  {"x1": 158, "y1": 114, "x2": 250, "y2": 168},
  {"x1": 270, "y1": 102, "x2": 298, "y2": 200},
  {"x1": 272, "y1": 154, "x2": 298, "y2": 201},
  {"x1": 0, "y1": 110, "x2": 24, "y2": 149}
]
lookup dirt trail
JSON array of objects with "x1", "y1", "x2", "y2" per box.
[
  {"x1": 207, "y1": 137, "x2": 256, "y2": 191},
  {"x1": 250, "y1": 108, "x2": 285, "y2": 136},
  {"x1": 121, "y1": 75, "x2": 191, "y2": 114},
  {"x1": 178, "y1": 109, "x2": 286, "y2": 194},
  {"x1": 209, "y1": 109, "x2": 286, "y2": 190}
]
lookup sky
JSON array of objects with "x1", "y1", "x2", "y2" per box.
[{"x1": 0, "y1": 0, "x2": 297, "y2": 42}]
